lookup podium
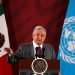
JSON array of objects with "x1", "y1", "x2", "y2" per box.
[{"x1": 19, "y1": 59, "x2": 60, "y2": 75}]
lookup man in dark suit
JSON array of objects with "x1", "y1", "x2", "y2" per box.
[{"x1": 5, "y1": 26, "x2": 56, "y2": 75}]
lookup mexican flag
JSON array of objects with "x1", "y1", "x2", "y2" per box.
[
  {"x1": 0, "y1": 4, "x2": 12, "y2": 75},
  {"x1": 0, "y1": 4, "x2": 10, "y2": 57}
]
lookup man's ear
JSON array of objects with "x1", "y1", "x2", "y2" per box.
[
  {"x1": 0, "y1": 33, "x2": 5, "y2": 48},
  {"x1": 32, "y1": 33, "x2": 34, "y2": 39}
]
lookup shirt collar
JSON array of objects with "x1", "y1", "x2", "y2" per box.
[{"x1": 33, "y1": 41, "x2": 43, "y2": 49}]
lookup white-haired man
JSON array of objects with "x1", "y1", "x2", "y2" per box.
[{"x1": 5, "y1": 26, "x2": 56, "y2": 75}]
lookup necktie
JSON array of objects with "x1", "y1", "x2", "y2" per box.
[{"x1": 38, "y1": 46, "x2": 42, "y2": 57}]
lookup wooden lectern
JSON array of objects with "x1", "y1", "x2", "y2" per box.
[{"x1": 19, "y1": 59, "x2": 60, "y2": 75}]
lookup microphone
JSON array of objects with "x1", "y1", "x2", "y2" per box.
[
  {"x1": 42, "y1": 47, "x2": 45, "y2": 58},
  {"x1": 35, "y1": 47, "x2": 38, "y2": 58}
]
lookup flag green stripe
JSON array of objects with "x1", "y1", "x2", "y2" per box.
[{"x1": 0, "y1": 4, "x2": 4, "y2": 16}]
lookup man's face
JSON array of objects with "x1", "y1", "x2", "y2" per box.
[{"x1": 32, "y1": 29, "x2": 46, "y2": 45}]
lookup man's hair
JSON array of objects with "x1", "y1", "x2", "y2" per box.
[{"x1": 33, "y1": 26, "x2": 46, "y2": 33}]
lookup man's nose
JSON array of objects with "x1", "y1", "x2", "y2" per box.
[{"x1": 38, "y1": 35, "x2": 42, "y2": 40}]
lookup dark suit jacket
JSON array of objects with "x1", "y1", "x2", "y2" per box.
[
  {"x1": 8, "y1": 42, "x2": 56, "y2": 75},
  {"x1": 8, "y1": 42, "x2": 56, "y2": 63}
]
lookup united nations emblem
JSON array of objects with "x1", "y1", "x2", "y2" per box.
[
  {"x1": 31, "y1": 58, "x2": 48, "y2": 74},
  {"x1": 60, "y1": 16, "x2": 75, "y2": 64}
]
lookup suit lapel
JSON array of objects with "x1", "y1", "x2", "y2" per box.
[{"x1": 29, "y1": 43, "x2": 35, "y2": 58}]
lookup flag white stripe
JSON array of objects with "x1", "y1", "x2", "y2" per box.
[{"x1": 0, "y1": 14, "x2": 10, "y2": 57}]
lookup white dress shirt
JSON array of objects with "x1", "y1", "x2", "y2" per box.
[{"x1": 33, "y1": 41, "x2": 43, "y2": 59}]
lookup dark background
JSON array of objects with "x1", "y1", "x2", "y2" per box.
[{"x1": 2, "y1": 0, "x2": 69, "y2": 75}]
